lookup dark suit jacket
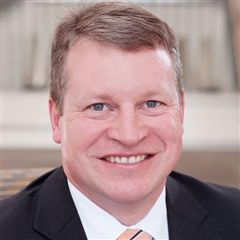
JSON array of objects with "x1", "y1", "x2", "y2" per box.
[{"x1": 0, "y1": 167, "x2": 239, "y2": 240}]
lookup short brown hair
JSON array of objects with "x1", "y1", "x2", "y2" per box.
[{"x1": 50, "y1": 1, "x2": 183, "y2": 115}]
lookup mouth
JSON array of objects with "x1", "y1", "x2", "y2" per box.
[{"x1": 101, "y1": 154, "x2": 153, "y2": 165}]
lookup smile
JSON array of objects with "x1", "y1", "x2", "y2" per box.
[{"x1": 103, "y1": 154, "x2": 150, "y2": 164}]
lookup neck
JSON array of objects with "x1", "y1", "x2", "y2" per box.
[
  {"x1": 108, "y1": 191, "x2": 163, "y2": 226},
  {"x1": 87, "y1": 181, "x2": 166, "y2": 226}
]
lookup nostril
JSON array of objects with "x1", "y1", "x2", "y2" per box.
[{"x1": 107, "y1": 130, "x2": 147, "y2": 147}]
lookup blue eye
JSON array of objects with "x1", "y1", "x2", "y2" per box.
[
  {"x1": 91, "y1": 103, "x2": 105, "y2": 111},
  {"x1": 146, "y1": 100, "x2": 160, "y2": 108},
  {"x1": 85, "y1": 102, "x2": 113, "y2": 119}
]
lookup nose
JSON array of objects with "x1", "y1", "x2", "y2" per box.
[{"x1": 107, "y1": 109, "x2": 148, "y2": 147}]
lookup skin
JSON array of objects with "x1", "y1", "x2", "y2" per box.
[{"x1": 49, "y1": 38, "x2": 184, "y2": 225}]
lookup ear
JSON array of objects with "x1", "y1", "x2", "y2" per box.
[
  {"x1": 49, "y1": 98, "x2": 62, "y2": 144},
  {"x1": 179, "y1": 90, "x2": 185, "y2": 124}
]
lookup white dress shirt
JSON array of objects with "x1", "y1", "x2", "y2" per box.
[{"x1": 68, "y1": 180, "x2": 169, "y2": 240}]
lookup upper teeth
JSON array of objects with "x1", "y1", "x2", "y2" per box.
[{"x1": 105, "y1": 155, "x2": 147, "y2": 164}]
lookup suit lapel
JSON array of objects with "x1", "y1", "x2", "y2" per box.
[
  {"x1": 31, "y1": 168, "x2": 226, "y2": 240},
  {"x1": 166, "y1": 173, "x2": 222, "y2": 240},
  {"x1": 32, "y1": 167, "x2": 87, "y2": 240}
]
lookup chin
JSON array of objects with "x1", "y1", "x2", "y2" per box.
[{"x1": 107, "y1": 182, "x2": 155, "y2": 203}]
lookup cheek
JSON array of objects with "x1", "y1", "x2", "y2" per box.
[
  {"x1": 153, "y1": 113, "x2": 183, "y2": 141},
  {"x1": 61, "y1": 117, "x2": 108, "y2": 151}
]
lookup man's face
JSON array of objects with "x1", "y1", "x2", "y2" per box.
[{"x1": 50, "y1": 39, "x2": 184, "y2": 208}]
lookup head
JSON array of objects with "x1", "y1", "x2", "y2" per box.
[
  {"x1": 50, "y1": 1, "x2": 183, "y2": 115},
  {"x1": 49, "y1": 1, "x2": 184, "y2": 222}
]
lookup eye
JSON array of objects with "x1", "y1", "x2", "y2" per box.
[
  {"x1": 84, "y1": 102, "x2": 113, "y2": 119},
  {"x1": 89, "y1": 103, "x2": 108, "y2": 111},
  {"x1": 140, "y1": 100, "x2": 167, "y2": 116},
  {"x1": 145, "y1": 100, "x2": 161, "y2": 108}
]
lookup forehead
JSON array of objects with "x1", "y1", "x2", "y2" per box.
[
  {"x1": 64, "y1": 39, "x2": 177, "y2": 100},
  {"x1": 66, "y1": 38, "x2": 173, "y2": 68}
]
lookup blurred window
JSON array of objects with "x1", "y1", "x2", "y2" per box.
[{"x1": 1, "y1": 0, "x2": 238, "y2": 91}]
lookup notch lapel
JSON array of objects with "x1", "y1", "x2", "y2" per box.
[
  {"x1": 166, "y1": 173, "x2": 222, "y2": 240},
  {"x1": 32, "y1": 167, "x2": 87, "y2": 240}
]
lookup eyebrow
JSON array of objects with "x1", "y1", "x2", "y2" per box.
[
  {"x1": 87, "y1": 91, "x2": 162, "y2": 99},
  {"x1": 141, "y1": 90, "x2": 164, "y2": 98},
  {"x1": 80, "y1": 90, "x2": 168, "y2": 106},
  {"x1": 77, "y1": 93, "x2": 115, "y2": 105},
  {"x1": 86, "y1": 93, "x2": 114, "y2": 101}
]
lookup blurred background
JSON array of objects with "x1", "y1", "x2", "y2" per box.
[{"x1": 1, "y1": 0, "x2": 240, "y2": 198}]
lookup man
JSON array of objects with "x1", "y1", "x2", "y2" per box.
[{"x1": 0, "y1": 2, "x2": 239, "y2": 240}]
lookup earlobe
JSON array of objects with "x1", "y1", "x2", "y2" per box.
[{"x1": 49, "y1": 99, "x2": 62, "y2": 144}]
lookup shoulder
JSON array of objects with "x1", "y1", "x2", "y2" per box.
[
  {"x1": 169, "y1": 171, "x2": 239, "y2": 201},
  {"x1": 0, "y1": 168, "x2": 61, "y2": 238},
  {"x1": 167, "y1": 172, "x2": 240, "y2": 239},
  {"x1": 168, "y1": 171, "x2": 240, "y2": 220},
  {"x1": 0, "y1": 168, "x2": 56, "y2": 210}
]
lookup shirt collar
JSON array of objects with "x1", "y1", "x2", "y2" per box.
[{"x1": 68, "y1": 179, "x2": 169, "y2": 240}]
